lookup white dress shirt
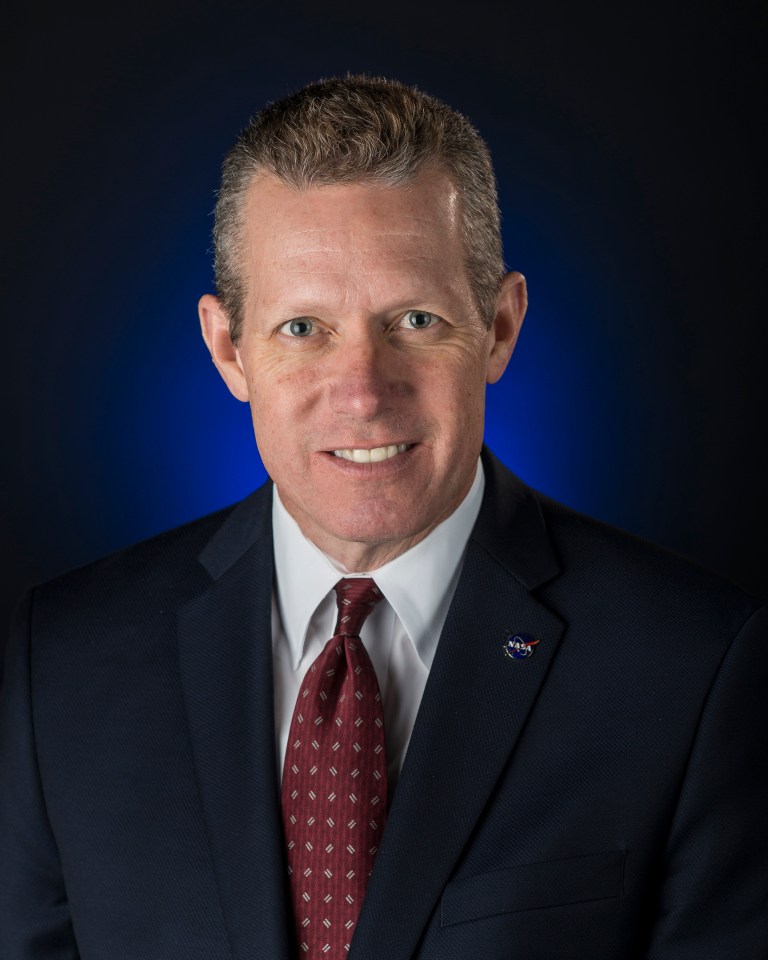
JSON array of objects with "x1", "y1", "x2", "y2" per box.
[{"x1": 271, "y1": 459, "x2": 485, "y2": 792}]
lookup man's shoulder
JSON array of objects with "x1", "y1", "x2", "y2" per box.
[
  {"x1": 535, "y1": 487, "x2": 763, "y2": 647},
  {"x1": 480, "y1": 452, "x2": 763, "y2": 645},
  {"x1": 27, "y1": 483, "x2": 273, "y2": 629},
  {"x1": 542, "y1": 489, "x2": 752, "y2": 595}
]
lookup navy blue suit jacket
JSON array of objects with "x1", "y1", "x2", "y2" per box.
[{"x1": 1, "y1": 451, "x2": 766, "y2": 959}]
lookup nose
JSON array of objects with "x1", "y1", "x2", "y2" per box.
[{"x1": 326, "y1": 326, "x2": 406, "y2": 420}]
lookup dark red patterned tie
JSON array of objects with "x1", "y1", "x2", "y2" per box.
[{"x1": 282, "y1": 578, "x2": 388, "y2": 958}]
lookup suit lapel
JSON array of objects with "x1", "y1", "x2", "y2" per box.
[
  {"x1": 350, "y1": 453, "x2": 565, "y2": 960},
  {"x1": 177, "y1": 486, "x2": 292, "y2": 960}
]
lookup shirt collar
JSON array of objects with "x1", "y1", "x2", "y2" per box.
[{"x1": 272, "y1": 459, "x2": 485, "y2": 671}]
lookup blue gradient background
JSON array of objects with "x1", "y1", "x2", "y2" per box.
[{"x1": 2, "y1": 2, "x2": 765, "y2": 648}]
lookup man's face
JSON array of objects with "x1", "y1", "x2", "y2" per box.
[{"x1": 200, "y1": 170, "x2": 525, "y2": 569}]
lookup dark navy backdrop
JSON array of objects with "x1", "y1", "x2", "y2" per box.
[{"x1": 2, "y1": 2, "x2": 765, "y2": 649}]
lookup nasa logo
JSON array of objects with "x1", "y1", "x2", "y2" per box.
[{"x1": 503, "y1": 633, "x2": 540, "y2": 660}]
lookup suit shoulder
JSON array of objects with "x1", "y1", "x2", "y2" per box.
[
  {"x1": 28, "y1": 486, "x2": 270, "y2": 627},
  {"x1": 535, "y1": 490, "x2": 762, "y2": 638}
]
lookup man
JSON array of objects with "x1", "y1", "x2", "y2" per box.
[{"x1": 1, "y1": 76, "x2": 765, "y2": 960}]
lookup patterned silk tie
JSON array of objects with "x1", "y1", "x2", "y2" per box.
[{"x1": 282, "y1": 578, "x2": 388, "y2": 958}]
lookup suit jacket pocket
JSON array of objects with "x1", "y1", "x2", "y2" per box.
[{"x1": 440, "y1": 850, "x2": 626, "y2": 927}]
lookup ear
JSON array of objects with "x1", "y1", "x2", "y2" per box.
[
  {"x1": 486, "y1": 270, "x2": 527, "y2": 384},
  {"x1": 198, "y1": 294, "x2": 250, "y2": 402}
]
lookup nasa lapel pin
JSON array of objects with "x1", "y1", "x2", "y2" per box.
[{"x1": 503, "y1": 632, "x2": 540, "y2": 660}]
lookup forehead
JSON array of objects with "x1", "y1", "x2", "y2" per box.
[{"x1": 239, "y1": 172, "x2": 467, "y2": 307}]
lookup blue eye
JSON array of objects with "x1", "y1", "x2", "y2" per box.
[
  {"x1": 281, "y1": 318, "x2": 315, "y2": 337},
  {"x1": 401, "y1": 310, "x2": 438, "y2": 329}
]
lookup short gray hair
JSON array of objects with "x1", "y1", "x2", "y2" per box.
[{"x1": 213, "y1": 76, "x2": 505, "y2": 342}]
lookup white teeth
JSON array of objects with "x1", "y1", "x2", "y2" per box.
[{"x1": 332, "y1": 444, "x2": 410, "y2": 462}]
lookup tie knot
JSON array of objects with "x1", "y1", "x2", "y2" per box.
[{"x1": 333, "y1": 577, "x2": 382, "y2": 638}]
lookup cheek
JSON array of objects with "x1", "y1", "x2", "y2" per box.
[
  {"x1": 428, "y1": 354, "x2": 488, "y2": 426},
  {"x1": 248, "y1": 360, "x2": 324, "y2": 421},
  {"x1": 246, "y1": 368, "x2": 323, "y2": 479}
]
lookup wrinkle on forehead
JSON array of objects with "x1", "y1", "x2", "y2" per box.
[
  {"x1": 255, "y1": 221, "x2": 453, "y2": 255},
  {"x1": 272, "y1": 252, "x2": 444, "y2": 267},
  {"x1": 255, "y1": 227, "x2": 455, "y2": 277},
  {"x1": 275, "y1": 220, "x2": 453, "y2": 240}
]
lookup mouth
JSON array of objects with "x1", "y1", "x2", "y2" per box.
[{"x1": 330, "y1": 443, "x2": 413, "y2": 463}]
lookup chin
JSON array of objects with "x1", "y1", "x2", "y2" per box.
[{"x1": 327, "y1": 509, "x2": 436, "y2": 551}]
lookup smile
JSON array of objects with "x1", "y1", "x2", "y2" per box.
[{"x1": 331, "y1": 443, "x2": 411, "y2": 463}]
